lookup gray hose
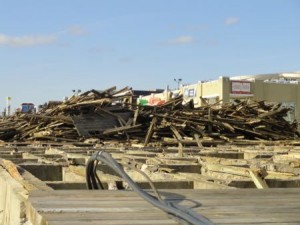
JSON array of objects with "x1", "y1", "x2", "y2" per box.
[{"x1": 86, "y1": 151, "x2": 214, "y2": 225}]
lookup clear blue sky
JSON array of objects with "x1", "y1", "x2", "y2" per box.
[{"x1": 0, "y1": 0, "x2": 299, "y2": 111}]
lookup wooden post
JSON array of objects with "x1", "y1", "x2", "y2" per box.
[
  {"x1": 170, "y1": 126, "x2": 184, "y2": 157},
  {"x1": 144, "y1": 117, "x2": 157, "y2": 146}
]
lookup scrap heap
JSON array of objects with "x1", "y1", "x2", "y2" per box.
[
  {"x1": 0, "y1": 87, "x2": 133, "y2": 142},
  {"x1": 143, "y1": 98, "x2": 299, "y2": 146},
  {"x1": 0, "y1": 87, "x2": 298, "y2": 145}
]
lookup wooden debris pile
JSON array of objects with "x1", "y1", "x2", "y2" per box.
[
  {"x1": 0, "y1": 87, "x2": 298, "y2": 144},
  {"x1": 0, "y1": 87, "x2": 134, "y2": 142},
  {"x1": 140, "y1": 98, "x2": 299, "y2": 146}
]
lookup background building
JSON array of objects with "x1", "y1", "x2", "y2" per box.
[{"x1": 182, "y1": 72, "x2": 300, "y2": 122}]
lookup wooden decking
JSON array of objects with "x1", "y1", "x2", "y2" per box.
[{"x1": 28, "y1": 188, "x2": 300, "y2": 225}]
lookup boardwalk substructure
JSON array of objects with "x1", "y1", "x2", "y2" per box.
[{"x1": 0, "y1": 142, "x2": 300, "y2": 224}]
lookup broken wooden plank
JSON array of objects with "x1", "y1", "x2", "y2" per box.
[{"x1": 102, "y1": 124, "x2": 142, "y2": 135}]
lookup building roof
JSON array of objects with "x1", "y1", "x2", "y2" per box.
[{"x1": 230, "y1": 71, "x2": 300, "y2": 81}]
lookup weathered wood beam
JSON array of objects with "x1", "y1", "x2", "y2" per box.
[
  {"x1": 144, "y1": 117, "x2": 157, "y2": 146},
  {"x1": 102, "y1": 124, "x2": 142, "y2": 135}
]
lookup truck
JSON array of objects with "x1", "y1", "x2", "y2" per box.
[{"x1": 21, "y1": 103, "x2": 35, "y2": 113}]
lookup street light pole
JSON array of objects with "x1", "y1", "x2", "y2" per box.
[
  {"x1": 72, "y1": 89, "x2": 82, "y2": 96},
  {"x1": 174, "y1": 78, "x2": 182, "y2": 89}
]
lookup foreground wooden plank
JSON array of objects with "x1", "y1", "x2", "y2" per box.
[{"x1": 28, "y1": 188, "x2": 300, "y2": 225}]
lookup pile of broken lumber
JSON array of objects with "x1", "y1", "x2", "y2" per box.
[
  {"x1": 0, "y1": 87, "x2": 133, "y2": 142},
  {"x1": 0, "y1": 87, "x2": 298, "y2": 145},
  {"x1": 142, "y1": 98, "x2": 299, "y2": 146}
]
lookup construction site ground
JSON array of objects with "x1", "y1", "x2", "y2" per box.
[{"x1": 1, "y1": 141, "x2": 300, "y2": 225}]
